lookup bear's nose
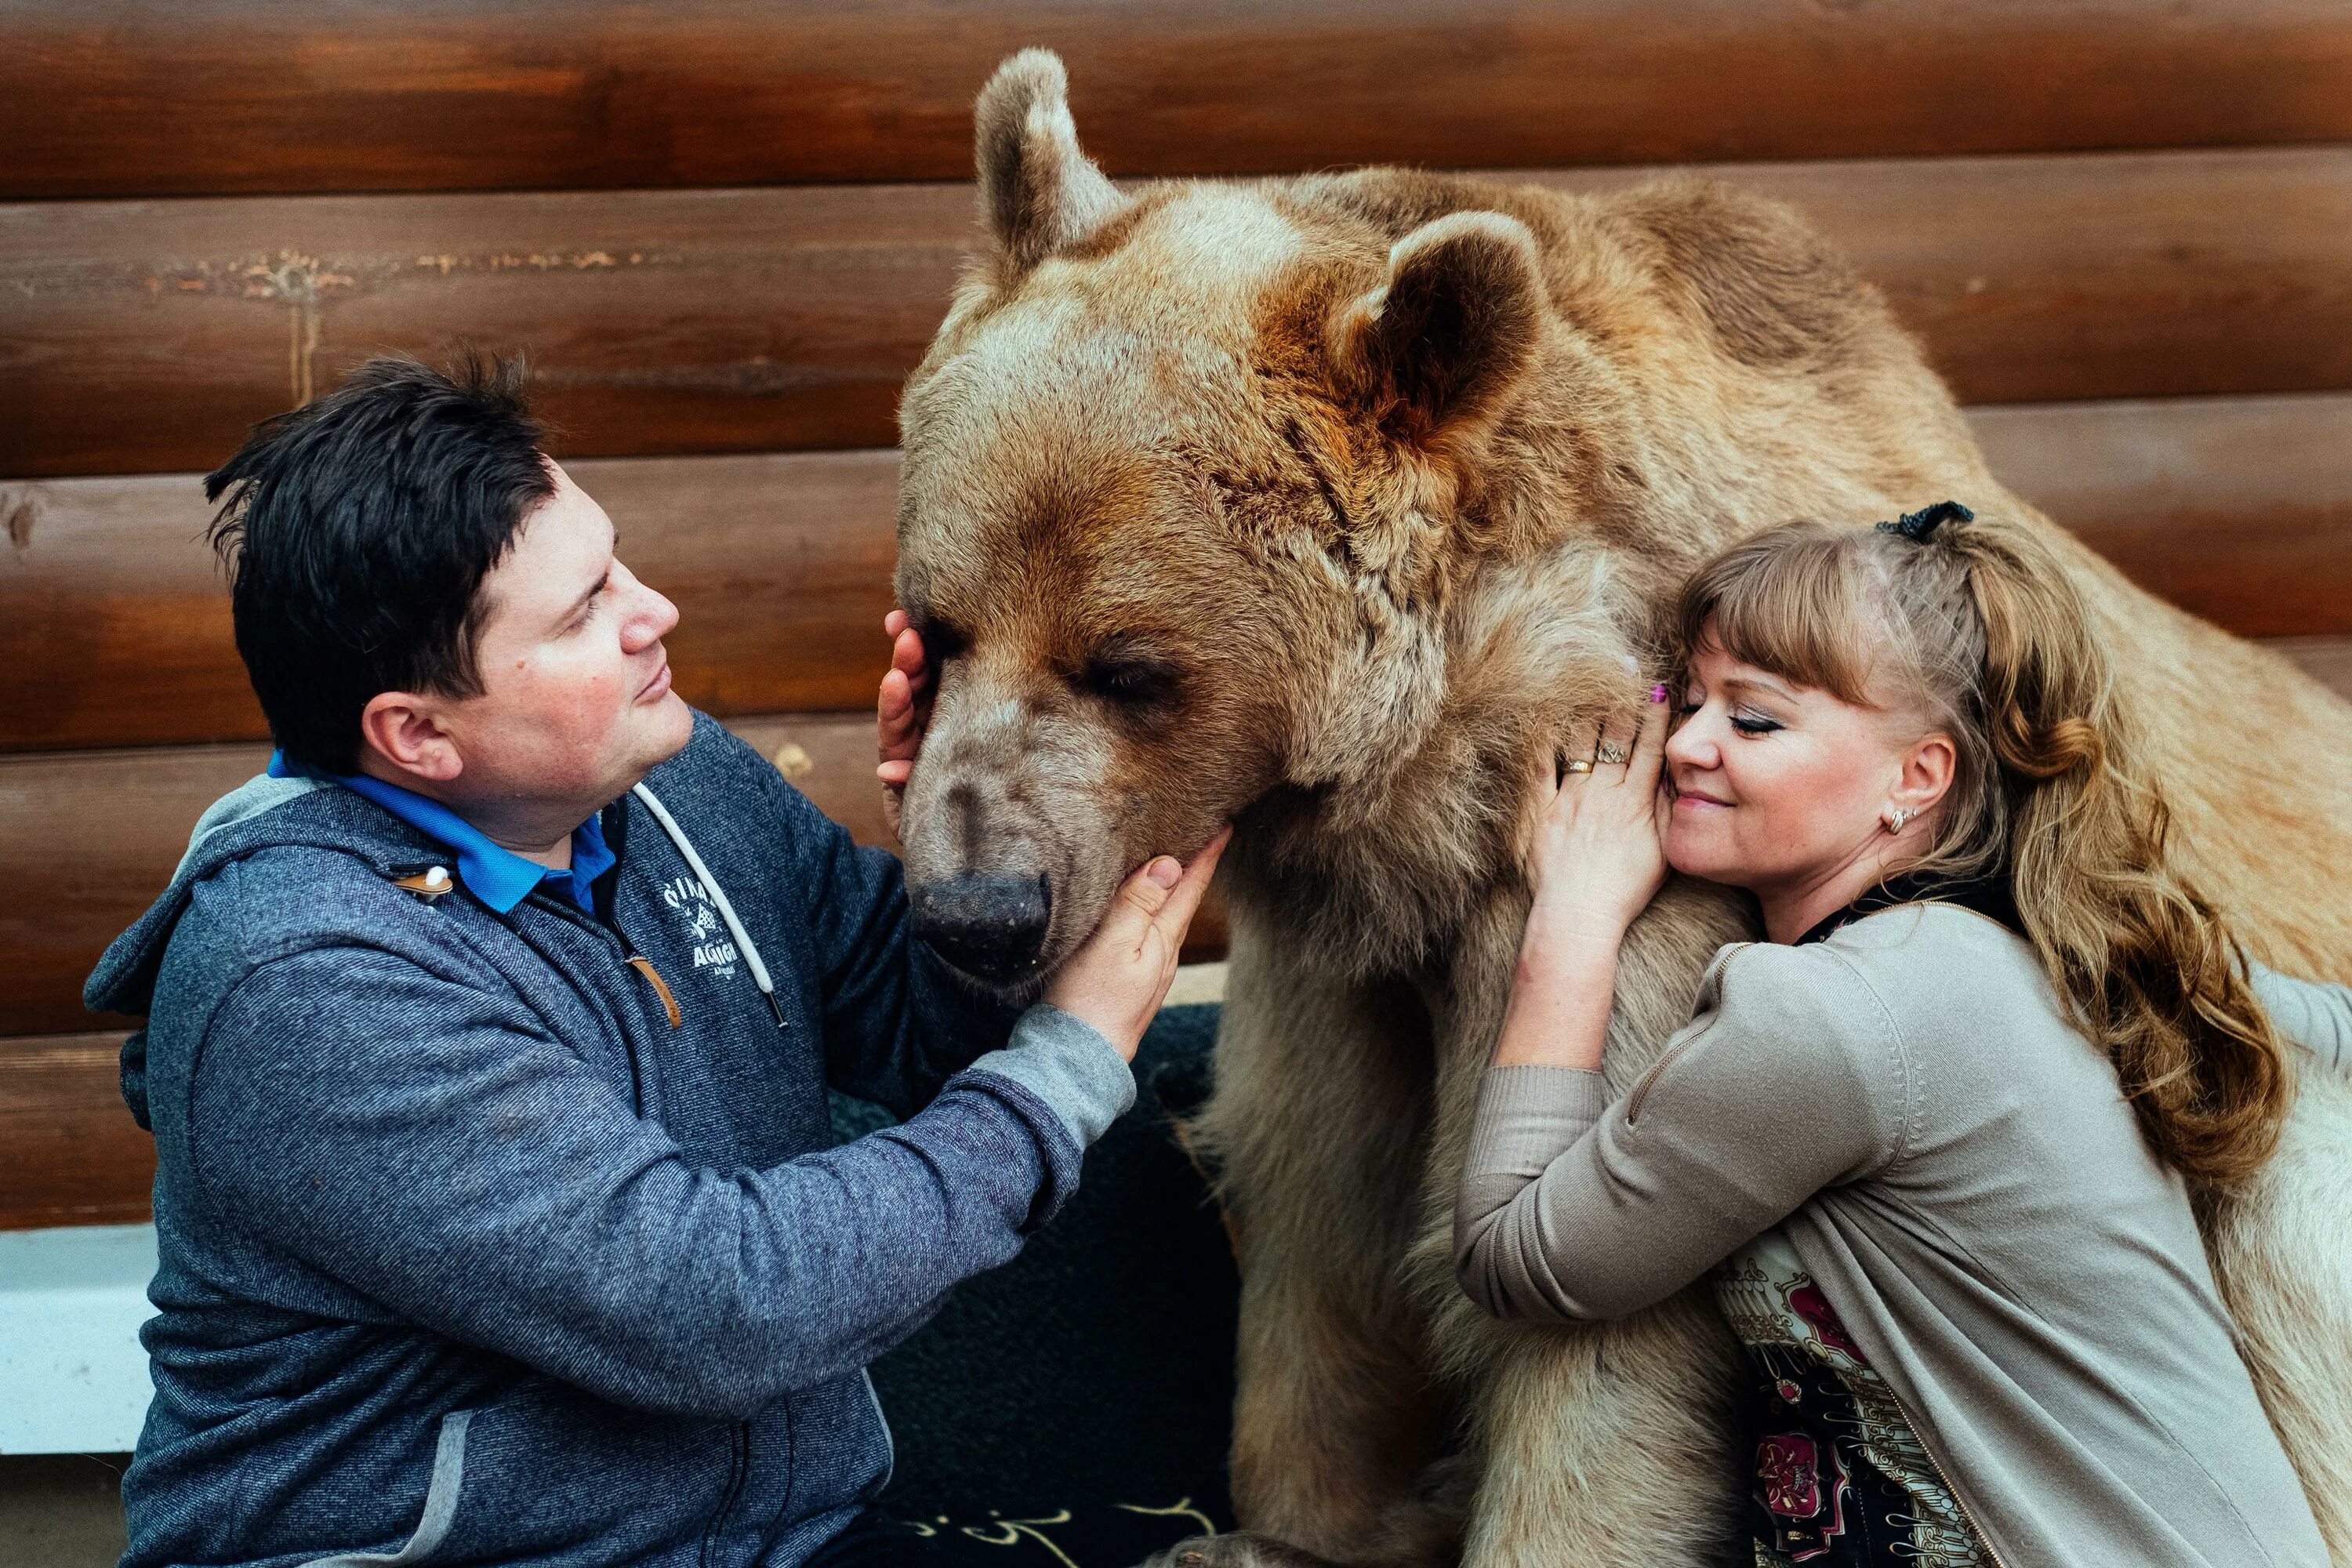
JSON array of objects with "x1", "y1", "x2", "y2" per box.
[{"x1": 910, "y1": 873, "x2": 1052, "y2": 984}]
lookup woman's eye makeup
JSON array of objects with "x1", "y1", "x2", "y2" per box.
[{"x1": 1670, "y1": 677, "x2": 1782, "y2": 732}]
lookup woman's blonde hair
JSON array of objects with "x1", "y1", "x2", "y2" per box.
[{"x1": 1673, "y1": 508, "x2": 2291, "y2": 1185}]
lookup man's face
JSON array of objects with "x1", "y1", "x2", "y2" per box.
[{"x1": 427, "y1": 463, "x2": 691, "y2": 821}]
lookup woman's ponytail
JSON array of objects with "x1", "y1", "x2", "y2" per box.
[{"x1": 1952, "y1": 517, "x2": 2290, "y2": 1185}]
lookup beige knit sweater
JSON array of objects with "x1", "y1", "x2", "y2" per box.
[{"x1": 1457, "y1": 902, "x2": 2346, "y2": 1567}]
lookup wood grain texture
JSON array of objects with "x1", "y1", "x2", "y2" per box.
[
  {"x1": 7, "y1": 393, "x2": 2347, "y2": 754},
  {"x1": 0, "y1": 713, "x2": 1229, "y2": 1040},
  {"x1": 0, "y1": 451, "x2": 906, "y2": 751},
  {"x1": 0, "y1": 183, "x2": 977, "y2": 478},
  {"x1": 1968, "y1": 395, "x2": 2352, "y2": 641},
  {"x1": 0, "y1": 1031, "x2": 152, "y2": 1229},
  {"x1": 1544, "y1": 150, "x2": 2352, "y2": 413},
  {"x1": 7, "y1": 147, "x2": 2352, "y2": 477},
  {"x1": 8, "y1": 1, "x2": 2352, "y2": 200}
]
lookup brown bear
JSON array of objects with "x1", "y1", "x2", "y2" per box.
[{"x1": 887, "y1": 49, "x2": 2352, "y2": 1567}]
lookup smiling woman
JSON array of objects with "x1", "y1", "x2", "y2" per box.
[
  {"x1": 1459, "y1": 505, "x2": 2352, "y2": 1568},
  {"x1": 1661, "y1": 644, "x2": 1958, "y2": 946},
  {"x1": 1667, "y1": 510, "x2": 2297, "y2": 1181}
]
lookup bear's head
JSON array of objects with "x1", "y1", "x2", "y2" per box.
[{"x1": 892, "y1": 50, "x2": 1578, "y2": 990}]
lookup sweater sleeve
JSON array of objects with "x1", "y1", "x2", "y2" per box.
[
  {"x1": 1454, "y1": 944, "x2": 1914, "y2": 1323},
  {"x1": 189, "y1": 948, "x2": 1114, "y2": 1420},
  {"x1": 2249, "y1": 962, "x2": 2352, "y2": 1076}
]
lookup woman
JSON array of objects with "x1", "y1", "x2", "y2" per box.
[{"x1": 1454, "y1": 503, "x2": 2350, "y2": 1566}]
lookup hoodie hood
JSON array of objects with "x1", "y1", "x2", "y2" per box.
[{"x1": 87, "y1": 772, "x2": 453, "y2": 1127}]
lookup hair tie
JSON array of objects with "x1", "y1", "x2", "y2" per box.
[{"x1": 1876, "y1": 499, "x2": 1974, "y2": 543}]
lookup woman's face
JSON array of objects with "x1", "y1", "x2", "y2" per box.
[{"x1": 1663, "y1": 632, "x2": 1944, "y2": 902}]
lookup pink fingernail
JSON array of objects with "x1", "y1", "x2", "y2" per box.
[
  {"x1": 1146, "y1": 857, "x2": 1182, "y2": 888},
  {"x1": 1650, "y1": 683, "x2": 1668, "y2": 703}
]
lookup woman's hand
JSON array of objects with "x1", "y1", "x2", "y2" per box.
[
  {"x1": 1048, "y1": 828, "x2": 1231, "y2": 1062},
  {"x1": 1523, "y1": 684, "x2": 1674, "y2": 948},
  {"x1": 1493, "y1": 687, "x2": 1671, "y2": 1072},
  {"x1": 877, "y1": 609, "x2": 932, "y2": 840}
]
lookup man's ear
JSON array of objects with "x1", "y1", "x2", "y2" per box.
[
  {"x1": 358, "y1": 692, "x2": 463, "y2": 787},
  {"x1": 975, "y1": 49, "x2": 1131, "y2": 275},
  {"x1": 1326, "y1": 212, "x2": 1548, "y2": 451}
]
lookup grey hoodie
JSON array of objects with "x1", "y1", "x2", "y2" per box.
[{"x1": 85, "y1": 713, "x2": 1134, "y2": 1568}]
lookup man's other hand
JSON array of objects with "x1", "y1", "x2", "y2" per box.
[
  {"x1": 877, "y1": 609, "x2": 932, "y2": 839},
  {"x1": 1047, "y1": 828, "x2": 1230, "y2": 1062}
]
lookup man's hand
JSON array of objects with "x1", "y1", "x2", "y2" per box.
[
  {"x1": 1047, "y1": 828, "x2": 1231, "y2": 1062},
  {"x1": 877, "y1": 609, "x2": 932, "y2": 839}
]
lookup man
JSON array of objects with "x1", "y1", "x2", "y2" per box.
[{"x1": 85, "y1": 355, "x2": 1224, "y2": 1568}]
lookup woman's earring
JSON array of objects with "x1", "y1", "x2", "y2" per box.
[{"x1": 1883, "y1": 808, "x2": 1912, "y2": 835}]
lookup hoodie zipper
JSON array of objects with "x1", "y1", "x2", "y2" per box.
[{"x1": 524, "y1": 892, "x2": 657, "y2": 1115}]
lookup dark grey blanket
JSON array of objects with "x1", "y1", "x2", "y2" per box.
[{"x1": 836, "y1": 1004, "x2": 1240, "y2": 1566}]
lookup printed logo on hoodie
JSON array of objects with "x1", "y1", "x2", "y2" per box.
[{"x1": 659, "y1": 873, "x2": 740, "y2": 978}]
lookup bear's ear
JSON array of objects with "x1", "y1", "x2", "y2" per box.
[
  {"x1": 1326, "y1": 212, "x2": 1547, "y2": 448},
  {"x1": 974, "y1": 49, "x2": 1131, "y2": 274}
]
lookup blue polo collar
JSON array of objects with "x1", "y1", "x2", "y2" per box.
[{"x1": 267, "y1": 753, "x2": 616, "y2": 914}]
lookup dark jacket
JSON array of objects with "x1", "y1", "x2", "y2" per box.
[{"x1": 85, "y1": 713, "x2": 1134, "y2": 1568}]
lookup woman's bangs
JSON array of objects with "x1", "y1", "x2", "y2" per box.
[{"x1": 1681, "y1": 534, "x2": 1879, "y2": 706}]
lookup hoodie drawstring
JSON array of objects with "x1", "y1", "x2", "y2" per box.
[{"x1": 631, "y1": 782, "x2": 788, "y2": 1031}]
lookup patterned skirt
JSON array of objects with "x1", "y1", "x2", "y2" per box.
[{"x1": 1709, "y1": 1231, "x2": 1991, "y2": 1566}]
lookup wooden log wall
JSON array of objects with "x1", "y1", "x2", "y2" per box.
[{"x1": 3, "y1": 1, "x2": 2349, "y2": 1229}]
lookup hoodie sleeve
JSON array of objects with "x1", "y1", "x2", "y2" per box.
[{"x1": 187, "y1": 944, "x2": 1099, "y2": 1419}]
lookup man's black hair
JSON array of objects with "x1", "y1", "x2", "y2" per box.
[{"x1": 205, "y1": 353, "x2": 555, "y2": 775}]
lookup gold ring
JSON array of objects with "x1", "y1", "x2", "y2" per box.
[
  {"x1": 1596, "y1": 746, "x2": 1629, "y2": 765},
  {"x1": 1563, "y1": 758, "x2": 1595, "y2": 775}
]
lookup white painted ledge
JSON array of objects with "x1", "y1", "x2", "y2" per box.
[{"x1": 0, "y1": 1225, "x2": 158, "y2": 1455}]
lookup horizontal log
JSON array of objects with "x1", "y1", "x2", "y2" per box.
[
  {"x1": 0, "y1": 183, "x2": 977, "y2": 478},
  {"x1": 6, "y1": 1, "x2": 2352, "y2": 201},
  {"x1": 1548, "y1": 149, "x2": 2352, "y2": 416},
  {"x1": 0, "y1": 713, "x2": 1229, "y2": 1040},
  {"x1": 0, "y1": 451, "x2": 906, "y2": 750},
  {"x1": 1966, "y1": 395, "x2": 2352, "y2": 641},
  {"x1": 0, "y1": 1032, "x2": 151, "y2": 1230},
  {"x1": 6, "y1": 147, "x2": 2351, "y2": 477},
  {"x1": 5, "y1": 392, "x2": 2347, "y2": 754}
]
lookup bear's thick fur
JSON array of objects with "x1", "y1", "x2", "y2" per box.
[{"x1": 890, "y1": 49, "x2": 2352, "y2": 1566}]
